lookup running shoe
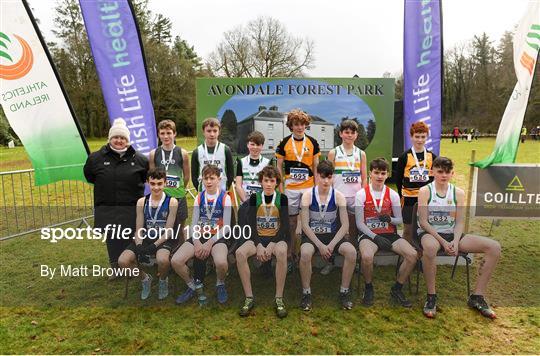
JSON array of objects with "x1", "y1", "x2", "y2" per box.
[
  {"x1": 239, "y1": 297, "x2": 254, "y2": 317},
  {"x1": 175, "y1": 287, "x2": 196, "y2": 304},
  {"x1": 275, "y1": 298, "x2": 288, "y2": 318},
  {"x1": 390, "y1": 286, "x2": 412, "y2": 308},
  {"x1": 140, "y1": 274, "x2": 152, "y2": 300},
  {"x1": 158, "y1": 277, "x2": 168, "y2": 300},
  {"x1": 362, "y1": 287, "x2": 374, "y2": 307},
  {"x1": 216, "y1": 284, "x2": 228, "y2": 304},
  {"x1": 340, "y1": 290, "x2": 353, "y2": 310},
  {"x1": 423, "y1": 294, "x2": 437, "y2": 318},
  {"x1": 468, "y1": 295, "x2": 497, "y2": 319},
  {"x1": 300, "y1": 293, "x2": 312, "y2": 311}
]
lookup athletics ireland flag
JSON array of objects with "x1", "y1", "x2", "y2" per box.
[
  {"x1": 0, "y1": 0, "x2": 89, "y2": 185},
  {"x1": 472, "y1": 1, "x2": 540, "y2": 168}
]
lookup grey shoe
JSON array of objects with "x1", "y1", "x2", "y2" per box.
[
  {"x1": 158, "y1": 277, "x2": 169, "y2": 300},
  {"x1": 141, "y1": 274, "x2": 153, "y2": 300}
]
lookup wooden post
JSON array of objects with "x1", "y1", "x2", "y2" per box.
[{"x1": 465, "y1": 149, "x2": 476, "y2": 234}]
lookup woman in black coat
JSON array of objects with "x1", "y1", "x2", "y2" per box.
[{"x1": 84, "y1": 118, "x2": 148, "y2": 275}]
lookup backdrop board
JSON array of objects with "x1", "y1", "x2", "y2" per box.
[
  {"x1": 471, "y1": 164, "x2": 540, "y2": 219},
  {"x1": 196, "y1": 78, "x2": 395, "y2": 165}
]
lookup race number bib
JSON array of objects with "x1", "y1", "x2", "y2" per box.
[
  {"x1": 409, "y1": 168, "x2": 429, "y2": 182},
  {"x1": 166, "y1": 175, "x2": 180, "y2": 189},
  {"x1": 311, "y1": 222, "x2": 331, "y2": 234},
  {"x1": 342, "y1": 171, "x2": 360, "y2": 184},
  {"x1": 290, "y1": 168, "x2": 309, "y2": 182},
  {"x1": 428, "y1": 211, "x2": 454, "y2": 226},
  {"x1": 365, "y1": 217, "x2": 389, "y2": 230},
  {"x1": 199, "y1": 217, "x2": 218, "y2": 232},
  {"x1": 257, "y1": 217, "x2": 279, "y2": 231}
]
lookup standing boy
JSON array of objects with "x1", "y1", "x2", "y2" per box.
[
  {"x1": 235, "y1": 131, "x2": 271, "y2": 202},
  {"x1": 299, "y1": 160, "x2": 356, "y2": 311},
  {"x1": 275, "y1": 110, "x2": 320, "y2": 268},
  {"x1": 235, "y1": 166, "x2": 289, "y2": 318},
  {"x1": 356, "y1": 158, "x2": 417, "y2": 307},
  {"x1": 418, "y1": 157, "x2": 501, "y2": 319},
  {"x1": 149, "y1": 120, "x2": 190, "y2": 240},
  {"x1": 172, "y1": 165, "x2": 232, "y2": 305},
  {"x1": 395, "y1": 121, "x2": 437, "y2": 243},
  {"x1": 118, "y1": 168, "x2": 179, "y2": 300},
  {"x1": 191, "y1": 118, "x2": 234, "y2": 192}
]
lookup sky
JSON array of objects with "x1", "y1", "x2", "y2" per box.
[{"x1": 27, "y1": 0, "x2": 533, "y2": 77}]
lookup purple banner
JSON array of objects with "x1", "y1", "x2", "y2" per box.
[
  {"x1": 403, "y1": 0, "x2": 442, "y2": 155},
  {"x1": 79, "y1": 0, "x2": 156, "y2": 156}
]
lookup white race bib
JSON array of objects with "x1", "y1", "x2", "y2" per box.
[
  {"x1": 342, "y1": 171, "x2": 360, "y2": 184},
  {"x1": 166, "y1": 175, "x2": 180, "y2": 189},
  {"x1": 366, "y1": 217, "x2": 389, "y2": 230},
  {"x1": 290, "y1": 167, "x2": 309, "y2": 182},
  {"x1": 409, "y1": 167, "x2": 429, "y2": 182}
]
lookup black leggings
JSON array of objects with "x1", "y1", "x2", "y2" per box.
[{"x1": 193, "y1": 257, "x2": 207, "y2": 283}]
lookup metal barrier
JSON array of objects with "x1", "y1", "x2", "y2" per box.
[
  {"x1": 0, "y1": 169, "x2": 94, "y2": 240},
  {"x1": 0, "y1": 168, "x2": 198, "y2": 240}
]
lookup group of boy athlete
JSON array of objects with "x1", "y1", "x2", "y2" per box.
[{"x1": 118, "y1": 111, "x2": 501, "y2": 320}]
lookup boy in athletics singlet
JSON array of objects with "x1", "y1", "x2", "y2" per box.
[
  {"x1": 418, "y1": 157, "x2": 501, "y2": 319},
  {"x1": 275, "y1": 110, "x2": 320, "y2": 271},
  {"x1": 235, "y1": 131, "x2": 271, "y2": 202},
  {"x1": 235, "y1": 166, "x2": 289, "y2": 318}
]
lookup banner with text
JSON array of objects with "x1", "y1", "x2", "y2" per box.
[
  {"x1": 196, "y1": 78, "x2": 395, "y2": 163},
  {"x1": 79, "y1": 0, "x2": 156, "y2": 156},
  {"x1": 403, "y1": 0, "x2": 442, "y2": 155},
  {"x1": 0, "y1": 0, "x2": 89, "y2": 185},
  {"x1": 471, "y1": 164, "x2": 540, "y2": 219}
]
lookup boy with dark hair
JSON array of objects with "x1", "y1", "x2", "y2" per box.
[
  {"x1": 235, "y1": 131, "x2": 271, "y2": 202},
  {"x1": 118, "y1": 168, "x2": 179, "y2": 300},
  {"x1": 191, "y1": 118, "x2": 234, "y2": 192},
  {"x1": 355, "y1": 158, "x2": 417, "y2": 307},
  {"x1": 395, "y1": 121, "x2": 437, "y2": 242},
  {"x1": 172, "y1": 165, "x2": 232, "y2": 305},
  {"x1": 418, "y1": 157, "x2": 501, "y2": 319},
  {"x1": 326, "y1": 119, "x2": 368, "y2": 275},
  {"x1": 299, "y1": 160, "x2": 356, "y2": 311},
  {"x1": 235, "y1": 166, "x2": 290, "y2": 318},
  {"x1": 149, "y1": 119, "x2": 190, "y2": 240},
  {"x1": 275, "y1": 109, "x2": 320, "y2": 271}
]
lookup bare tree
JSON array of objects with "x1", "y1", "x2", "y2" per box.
[{"x1": 208, "y1": 16, "x2": 315, "y2": 77}]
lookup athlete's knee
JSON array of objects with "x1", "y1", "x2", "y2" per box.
[
  {"x1": 404, "y1": 249, "x2": 418, "y2": 263},
  {"x1": 360, "y1": 251, "x2": 374, "y2": 265},
  {"x1": 342, "y1": 246, "x2": 357, "y2": 261},
  {"x1": 156, "y1": 253, "x2": 170, "y2": 267},
  {"x1": 486, "y1": 240, "x2": 501, "y2": 257},
  {"x1": 300, "y1": 247, "x2": 313, "y2": 263},
  {"x1": 235, "y1": 248, "x2": 249, "y2": 262},
  {"x1": 214, "y1": 257, "x2": 228, "y2": 270},
  {"x1": 171, "y1": 254, "x2": 186, "y2": 269},
  {"x1": 275, "y1": 245, "x2": 287, "y2": 260},
  {"x1": 118, "y1": 253, "x2": 132, "y2": 268}
]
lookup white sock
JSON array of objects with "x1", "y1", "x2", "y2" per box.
[
  {"x1": 303, "y1": 288, "x2": 311, "y2": 294},
  {"x1": 187, "y1": 280, "x2": 195, "y2": 290},
  {"x1": 340, "y1": 286, "x2": 349, "y2": 293},
  {"x1": 142, "y1": 274, "x2": 150, "y2": 282},
  {"x1": 216, "y1": 280, "x2": 225, "y2": 286}
]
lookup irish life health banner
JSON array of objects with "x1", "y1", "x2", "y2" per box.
[
  {"x1": 0, "y1": 0, "x2": 89, "y2": 185},
  {"x1": 403, "y1": 0, "x2": 442, "y2": 155},
  {"x1": 79, "y1": 0, "x2": 156, "y2": 156}
]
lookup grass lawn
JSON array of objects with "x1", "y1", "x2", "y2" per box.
[{"x1": 0, "y1": 138, "x2": 539, "y2": 354}]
